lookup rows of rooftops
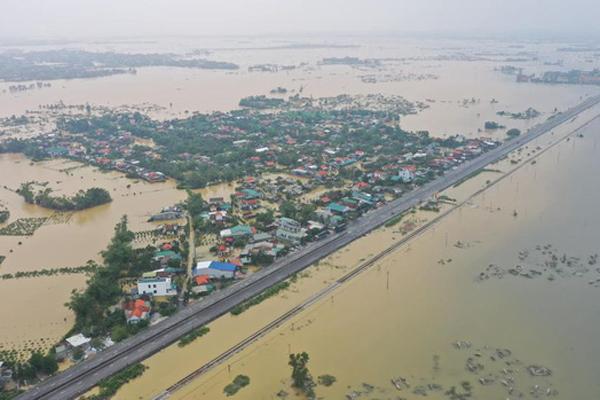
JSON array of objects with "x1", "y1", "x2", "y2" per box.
[{"x1": 0, "y1": 94, "x2": 502, "y2": 190}]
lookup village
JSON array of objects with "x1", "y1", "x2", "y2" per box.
[{"x1": 0, "y1": 95, "x2": 504, "y2": 392}]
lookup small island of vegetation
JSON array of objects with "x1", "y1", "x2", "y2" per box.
[
  {"x1": 239, "y1": 95, "x2": 285, "y2": 109},
  {"x1": 223, "y1": 375, "x2": 251, "y2": 397},
  {"x1": 506, "y1": 128, "x2": 522, "y2": 139},
  {"x1": 18, "y1": 182, "x2": 112, "y2": 211},
  {"x1": 484, "y1": 121, "x2": 506, "y2": 130}
]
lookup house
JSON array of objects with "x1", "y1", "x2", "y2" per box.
[
  {"x1": 398, "y1": 166, "x2": 416, "y2": 183},
  {"x1": 65, "y1": 333, "x2": 91, "y2": 352},
  {"x1": 240, "y1": 241, "x2": 276, "y2": 264},
  {"x1": 327, "y1": 202, "x2": 350, "y2": 215},
  {"x1": 276, "y1": 217, "x2": 306, "y2": 244},
  {"x1": 54, "y1": 344, "x2": 69, "y2": 362},
  {"x1": 352, "y1": 191, "x2": 376, "y2": 206},
  {"x1": 220, "y1": 225, "x2": 255, "y2": 239},
  {"x1": 239, "y1": 188, "x2": 261, "y2": 200},
  {"x1": 251, "y1": 232, "x2": 272, "y2": 243},
  {"x1": 0, "y1": 362, "x2": 13, "y2": 386},
  {"x1": 192, "y1": 275, "x2": 215, "y2": 295},
  {"x1": 124, "y1": 299, "x2": 151, "y2": 324},
  {"x1": 193, "y1": 261, "x2": 238, "y2": 279},
  {"x1": 137, "y1": 277, "x2": 177, "y2": 297},
  {"x1": 153, "y1": 250, "x2": 182, "y2": 265},
  {"x1": 148, "y1": 211, "x2": 183, "y2": 222},
  {"x1": 329, "y1": 215, "x2": 347, "y2": 232}
]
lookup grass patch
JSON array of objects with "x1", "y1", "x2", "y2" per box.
[
  {"x1": 230, "y1": 281, "x2": 290, "y2": 316},
  {"x1": 178, "y1": 326, "x2": 210, "y2": 347}
]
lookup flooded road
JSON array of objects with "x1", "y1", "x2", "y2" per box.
[{"x1": 114, "y1": 107, "x2": 600, "y2": 399}]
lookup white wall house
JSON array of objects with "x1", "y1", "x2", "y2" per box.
[
  {"x1": 398, "y1": 169, "x2": 415, "y2": 183},
  {"x1": 137, "y1": 277, "x2": 177, "y2": 297},
  {"x1": 276, "y1": 217, "x2": 306, "y2": 244}
]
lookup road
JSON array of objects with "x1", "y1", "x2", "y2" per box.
[
  {"x1": 179, "y1": 214, "x2": 195, "y2": 305},
  {"x1": 154, "y1": 107, "x2": 600, "y2": 400},
  {"x1": 17, "y1": 94, "x2": 600, "y2": 400}
]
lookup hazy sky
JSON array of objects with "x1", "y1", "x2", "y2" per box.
[{"x1": 1, "y1": 0, "x2": 599, "y2": 40}]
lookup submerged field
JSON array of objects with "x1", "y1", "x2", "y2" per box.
[
  {"x1": 110, "y1": 99, "x2": 600, "y2": 399},
  {"x1": 1, "y1": 36, "x2": 600, "y2": 396},
  {"x1": 0, "y1": 154, "x2": 186, "y2": 356}
]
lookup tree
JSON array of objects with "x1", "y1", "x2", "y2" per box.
[
  {"x1": 184, "y1": 190, "x2": 205, "y2": 218},
  {"x1": 255, "y1": 210, "x2": 274, "y2": 229},
  {"x1": 111, "y1": 325, "x2": 129, "y2": 342},
  {"x1": 297, "y1": 204, "x2": 316, "y2": 224},
  {"x1": 28, "y1": 352, "x2": 58, "y2": 375},
  {"x1": 289, "y1": 352, "x2": 315, "y2": 398},
  {"x1": 279, "y1": 201, "x2": 297, "y2": 219},
  {"x1": 506, "y1": 128, "x2": 521, "y2": 139}
]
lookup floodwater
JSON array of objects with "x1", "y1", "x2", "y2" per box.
[
  {"x1": 114, "y1": 104, "x2": 600, "y2": 399},
  {"x1": 2, "y1": 37, "x2": 599, "y2": 140},
  {"x1": 1, "y1": 35, "x2": 600, "y2": 392},
  {"x1": 0, "y1": 154, "x2": 187, "y2": 355}
]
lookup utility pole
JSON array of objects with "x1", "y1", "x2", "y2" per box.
[{"x1": 386, "y1": 270, "x2": 390, "y2": 290}]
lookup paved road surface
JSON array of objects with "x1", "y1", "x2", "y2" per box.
[{"x1": 17, "y1": 94, "x2": 600, "y2": 400}]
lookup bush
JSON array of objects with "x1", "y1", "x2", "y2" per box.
[
  {"x1": 223, "y1": 375, "x2": 250, "y2": 396},
  {"x1": 178, "y1": 326, "x2": 210, "y2": 347},
  {"x1": 86, "y1": 363, "x2": 147, "y2": 400},
  {"x1": 506, "y1": 128, "x2": 521, "y2": 139},
  {"x1": 230, "y1": 281, "x2": 290, "y2": 315},
  {"x1": 318, "y1": 374, "x2": 337, "y2": 387}
]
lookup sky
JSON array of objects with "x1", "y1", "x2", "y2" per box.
[{"x1": 1, "y1": 0, "x2": 599, "y2": 40}]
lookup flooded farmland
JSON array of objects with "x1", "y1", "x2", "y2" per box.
[
  {"x1": 112, "y1": 104, "x2": 600, "y2": 398},
  {"x1": 2, "y1": 35, "x2": 600, "y2": 399},
  {"x1": 0, "y1": 154, "x2": 187, "y2": 356}
]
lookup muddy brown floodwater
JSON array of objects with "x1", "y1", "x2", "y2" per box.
[
  {"x1": 0, "y1": 154, "x2": 187, "y2": 357},
  {"x1": 2, "y1": 36, "x2": 600, "y2": 396},
  {"x1": 113, "y1": 105, "x2": 600, "y2": 399}
]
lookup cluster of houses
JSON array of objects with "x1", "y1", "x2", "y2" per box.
[{"x1": 24, "y1": 130, "x2": 167, "y2": 183}]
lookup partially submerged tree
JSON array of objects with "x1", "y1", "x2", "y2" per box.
[{"x1": 289, "y1": 352, "x2": 315, "y2": 399}]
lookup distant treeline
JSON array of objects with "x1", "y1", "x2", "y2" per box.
[{"x1": 0, "y1": 49, "x2": 239, "y2": 81}]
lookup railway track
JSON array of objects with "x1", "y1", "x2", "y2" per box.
[
  {"x1": 18, "y1": 94, "x2": 600, "y2": 400},
  {"x1": 152, "y1": 109, "x2": 600, "y2": 399}
]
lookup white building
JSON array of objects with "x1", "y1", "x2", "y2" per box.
[
  {"x1": 398, "y1": 168, "x2": 415, "y2": 183},
  {"x1": 137, "y1": 277, "x2": 177, "y2": 297},
  {"x1": 65, "y1": 333, "x2": 91, "y2": 351},
  {"x1": 276, "y1": 217, "x2": 306, "y2": 244}
]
